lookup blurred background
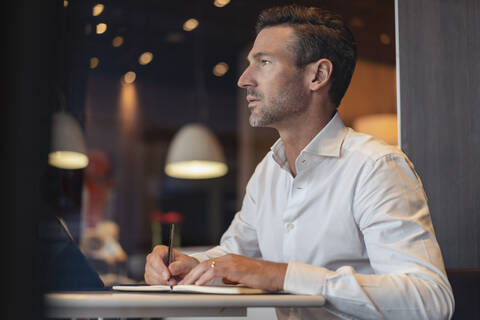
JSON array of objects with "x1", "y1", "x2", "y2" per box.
[{"x1": 45, "y1": 0, "x2": 396, "y2": 284}]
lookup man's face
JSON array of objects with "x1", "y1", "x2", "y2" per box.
[{"x1": 237, "y1": 26, "x2": 309, "y2": 128}]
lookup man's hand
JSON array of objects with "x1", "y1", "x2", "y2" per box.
[
  {"x1": 178, "y1": 254, "x2": 287, "y2": 292},
  {"x1": 144, "y1": 245, "x2": 199, "y2": 285}
]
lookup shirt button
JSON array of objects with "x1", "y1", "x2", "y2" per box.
[{"x1": 286, "y1": 223, "x2": 294, "y2": 231}]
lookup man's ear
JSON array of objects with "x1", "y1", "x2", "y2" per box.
[{"x1": 308, "y1": 59, "x2": 333, "y2": 91}]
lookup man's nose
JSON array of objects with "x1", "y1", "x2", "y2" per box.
[{"x1": 237, "y1": 66, "x2": 255, "y2": 88}]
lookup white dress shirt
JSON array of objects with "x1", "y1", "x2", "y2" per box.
[{"x1": 191, "y1": 113, "x2": 454, "y2": 320}]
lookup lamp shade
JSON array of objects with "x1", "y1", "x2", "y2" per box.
[
  {"x1": 165, "y1": 123, "x2": 228, "y2": 179},
  {"x1": 48, "y1": 112, "x2": 89, "y2": 169},
  {"x1": 352, "y1": 113, "x2": 398, "y2": 145}
]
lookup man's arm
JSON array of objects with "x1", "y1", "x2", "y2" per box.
[
  {"x1": 284, "y1": 154, "x2": 454, "y2": 319},
  {"x1": 145, "y1": 174, "x2": 263, "y2": 286},
  {"x1": 181, "y1": 154, "x2": 454, "y2": 320}
]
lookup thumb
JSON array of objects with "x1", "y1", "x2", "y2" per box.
[{"x1": 169, "y1": 260, "x2": 192, "y2": 276}]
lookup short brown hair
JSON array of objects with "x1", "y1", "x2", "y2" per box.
[{"x1": 256, "y1": 5, "x2": 357, "y2": 107}]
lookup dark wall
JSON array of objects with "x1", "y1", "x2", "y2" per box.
[
  {"x1": 4, "y1": 1, "x2": 59, "y2": 318},
  {"x1": 397, "y1": 0, "x2": 480, "y2": 269},
  {"x1": 397, "y1": 1, "x2": 480, "y2": 317}
]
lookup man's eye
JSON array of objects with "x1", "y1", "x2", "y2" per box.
[{"x1": 261, "y1": 60, "x2": 271, "y2": 66}]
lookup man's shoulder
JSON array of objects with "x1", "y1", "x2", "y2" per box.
[
  {"x1": 342, "y1": 128, "x2": 405, "y2": 164},
  {"x1": 254, "y1": 150, "x2": 277, "y2": 173}
]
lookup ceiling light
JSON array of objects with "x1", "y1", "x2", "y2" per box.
[
  {"x1": 96, "y1": 23, "x2": 107, "y2": 34},
  {"x1": 112, "y1": 36, "x2": 124, "y2": 47},
  {"x1": 379, "y1": 33, "x2": 391, "y2": 45},
  {"x1": 123, "y1": 71, "x2": 136, "y2": 84},
  {"x1": 213, "y1": 0, "x2": 230, "y2": 7},
  {"x1": 138, "y1": 52, "x2": 154, "y2": 65},
  {"x1": 183, "y1": 18, "x2": 199, "y2": 31},
  {"x1": 93, "y1": 4, "x2": 104, "y2": 16},
  {"x1": 90, "y1": 57, "x2": 99, "y2": 69},
  {"x1": 49, "y1": 112, "x2": 89, "y2": 169},
  {"x1": 165, "y1": 124, "x2": 228, "y2": 179},
  {"x1": 213, "y1": 62, "x2": 229, "y2": 77},
  {"x1": 64, "y1": 0, "x2": 69, "y2": 7}
]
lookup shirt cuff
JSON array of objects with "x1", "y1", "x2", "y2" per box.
[
  {"x1": 284, "y1": 261, "x2": 330, "y2": 295},
  {"x1": 188, "y1": 245, "x2": 229, "y2": 263},
  {"x1": 189, "y1": 252, "x2": 210, "y2": 263}
]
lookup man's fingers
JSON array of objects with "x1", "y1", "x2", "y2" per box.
[
  {"x1": 168, "y1": 254, "x2": 199, "y2": 277},
  {"x1": 146, "y1": 251, "x2": 171, "y2": 281},
  {"x1": 194, "y1": 269, "x2": 216, "y2": 286},
  {"x1": 169, "y1": 260, "x2": 190, "y2": 276},
  {"x1": 145, "y1": 261, "x2": 169, "y2": 282},
  {"x1": 179, "y1": 263, "x2": 208, "y2": 285},
  {"x1": 145, "y1": 246, "x2": 203, "y2": 285},
  {"x1": 144, "y1": 264, "x2": 166, "y2": 284},
  {"x1": 144, "y1": 272, "x2": 162, "y2": 284},
  {"x1": 180, "y1": 259, "x2": 221, "y2": 285}
]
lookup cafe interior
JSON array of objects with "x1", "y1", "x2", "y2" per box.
[
  {"x1": 4, "y1": 0, "x2": 479, "y2": 319},
  {"x1": 42, "y1": 0, "x2": 397, "y2": 284}
]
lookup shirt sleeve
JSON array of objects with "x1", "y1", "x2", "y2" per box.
[
  {"x1": 284, "y1": 154, "x2": 454, "y2": 320},
  {"x1": 190, "y1": 173, "x2": 262, "y2": 263}
]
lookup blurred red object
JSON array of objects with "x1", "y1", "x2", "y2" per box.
[
  {"x1": 85, "y1": 150, "x2": 111, "y2": 178},
  {"x1": 84, "y1": 150, "x2": 112, "y2": 227},
  {"x1": 150, "y1": 211, "x2": 184, "y2": 224}
]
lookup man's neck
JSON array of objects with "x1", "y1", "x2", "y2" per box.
[{"x1": 277, "y1": 108, "x2": 336, "y2": 177}]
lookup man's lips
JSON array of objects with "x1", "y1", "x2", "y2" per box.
[{"x1": 246, "y1": 96, "x2": 260, "y2": 107}]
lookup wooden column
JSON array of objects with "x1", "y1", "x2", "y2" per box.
[{"x1": 396, "y1": 0, "x2": 480, "y2": 268}]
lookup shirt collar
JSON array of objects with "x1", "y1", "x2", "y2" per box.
[{"x1": 270, "y1": 112, "x2": 348, "y2": 165}]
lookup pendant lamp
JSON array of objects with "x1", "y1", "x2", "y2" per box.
[
  {"x1": 48, "y1": 112, "x2": 89, "y2": 169},
  {"x1": 165, "y1": 15, "x2": 227, "y2": 179},
  {"x1": 165, "y1": 123, "x2": 228, "y2": 179},
  {"x1": 48, "y1": 3, "x2": 89, "y2": 170}
]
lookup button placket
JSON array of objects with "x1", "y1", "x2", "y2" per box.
[{"x1": 283, "y1": 221, "x2": 296, "y2": 261}]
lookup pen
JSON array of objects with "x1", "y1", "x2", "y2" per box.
[{"x1": 167, "y1": 223, "x2": 175, "y2": 267}]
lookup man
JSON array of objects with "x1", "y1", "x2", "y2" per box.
[{"x1": 145, "y1": 5, "x2": 454, "y2": 319}]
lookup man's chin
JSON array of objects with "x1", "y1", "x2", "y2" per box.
[
  {"x1": 249, "y1": 116, "x2": 272, "y2": 128},
  {"x1": 249, "y1": 118, "x2": 260, "y2": 127},
  {"x1": 249, "y1": 116, "x2": 262, "y2": 127}
]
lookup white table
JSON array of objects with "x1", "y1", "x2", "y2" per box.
[{"x1": 44, "y1": 291, "x2": 325, "y2": 318}]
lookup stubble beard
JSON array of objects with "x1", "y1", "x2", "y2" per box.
[{"x1": 248, "y1": 81, "x2": 308, "y2": 128}]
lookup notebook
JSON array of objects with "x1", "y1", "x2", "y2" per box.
[{"x1": 113, "y1": 284, "x2": 268, "y2": 294}]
